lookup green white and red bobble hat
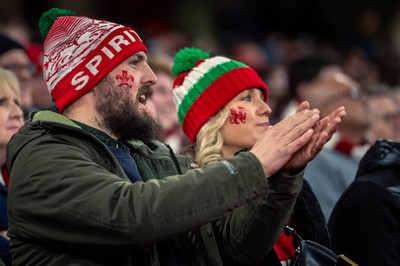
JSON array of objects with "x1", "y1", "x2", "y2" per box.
[
  {"x1": 39, "y1": 8, "x2": 148, "y2": 112},
  {"x1": 172, "y1": 47, "x2": 269, "y2": 143}
]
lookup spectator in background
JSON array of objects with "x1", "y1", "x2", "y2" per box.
[
  {"x1": 0, "y1": 33, "x2": 36, "y2": 117},
  {"x1": 363, "y1": 82, "x2": 400, "y2": 143},
  {"x1": 329, "y1": 139, "x2": 400, "y2": 266},
  {"x1": 302, "y1": 72, "x2": 370, "y2": 220},
  {"x1": 0, "y1": 68, "x2": 24, "y2": 266},
  {"x1": 148, "y1": 59, "x2": 188, "y2": 152},
  {"x1": 26, "y1": 43, "x2": 53, "y2": 110},
  {"x1": 281, "y1": 54, "x2": 342, "y2": 120}
]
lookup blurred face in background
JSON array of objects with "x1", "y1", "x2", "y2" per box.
[
  {"x1": 0, "y1": 49, "x2": 34, "y2": 112},
  {"x1": 151, "y1": 71, "x2": 178, "y2": 132},
  {"x1": 305, "y1": 73, "x2": 368, "y2": 129},
  {"x1": 0, "y1": 82, "x2": 24, "y2": 149},
  {"x1": 366, "y1": 95, "x2": 400, "y2": 142},
  {"x1": 303, "y1": 72, "x2": 369, "y2": 145}
]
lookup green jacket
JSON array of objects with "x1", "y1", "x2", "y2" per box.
[{"x1": 6, "y1": 111, "x2": 303, "y2": 266}]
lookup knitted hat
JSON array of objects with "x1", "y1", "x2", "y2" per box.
[
  {"x1": 0, "y1": 33, "x2": 26, "y2": 56},
  {"x1": 172, "y1": 47, "x2": 268, "y2": 143},
  {"x1": 39, "y1": 8, "x2": 148, "y2": 112}
]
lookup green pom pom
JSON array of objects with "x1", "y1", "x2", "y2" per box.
[
  {"x1": 39, "y1": 8, "x2": 76, "y2": 38},
  {"x1": 172, "y1": 47, "x2": 210, "y2": 77}
]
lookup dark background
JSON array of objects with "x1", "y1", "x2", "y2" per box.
[{"x1": 1, "y1": 0, "x2": 399, "y2": 44}]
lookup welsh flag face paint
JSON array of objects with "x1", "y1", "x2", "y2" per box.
[{"x1": 229, "y1": 107, "x2": 247, "y2": 124}]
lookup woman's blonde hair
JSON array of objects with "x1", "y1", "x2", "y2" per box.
[
  {"x1": 190, "y1": 107, "x2": 231, "y2": 167},
  {"x1": 0, "y1": 67, "x2": 21, "y2": 102}
]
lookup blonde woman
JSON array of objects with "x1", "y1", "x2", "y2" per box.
[
  {"x1": 0, "y1": 67, "x2": 23, "y2": 265},
  {"x1": 172, "y1": 48, "x2": 345, "y2": 265}
]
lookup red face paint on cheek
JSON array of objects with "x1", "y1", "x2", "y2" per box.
[
  {"x1": 229, "y1": 106, "x2": 247, "y2": 124},
  {"x1": 115, "y1": 70, "x2": 134, "y2": 88}
]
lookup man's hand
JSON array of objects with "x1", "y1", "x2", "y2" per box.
[
  {"x1": 250, "y1": 105, "x2": 320, "y2": 178},
  {"x1": 283, "y1": 101, "x2": 346, "y2": 172}
]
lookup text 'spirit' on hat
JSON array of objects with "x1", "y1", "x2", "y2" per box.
[{"x1": 39, "y1": 8, "x2": 148, "y2": 112}]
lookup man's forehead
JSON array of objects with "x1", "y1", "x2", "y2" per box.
[{"x1": 129, "y1": 51, "x2": 148, "y2": 60}]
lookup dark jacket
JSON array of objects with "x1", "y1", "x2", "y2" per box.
[
  {"x1": 329, "y1": 139, "x2": 400, "y2": 266},
  {"x1": 6, "y1": 111, "x2": 303, "y2": 266},
  {"x1": 0, "y1": 181, "x2": 10, "y2": 266},
  {"x1": 262, "y1": 179, "x2": 330, "y2": 265}
]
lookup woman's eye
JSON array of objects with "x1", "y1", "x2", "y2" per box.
[
  {"x1": 0, "y1": 98, "x2": 6, "y2": 106},
  {"x1": 242, "y1": 96, "x2": 251, "y2": 101}
]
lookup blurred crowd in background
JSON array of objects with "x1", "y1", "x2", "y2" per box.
[{"x1": 1, "y1": 0, "x2": 400, "y2": 149}]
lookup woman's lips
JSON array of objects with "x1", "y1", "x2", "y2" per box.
[
  {"x1": 7, "y1": 124, "x2": 22, "y2": 131},
  {"x1": 258, "y1": 122, "x2": 270, "y2": 127}
]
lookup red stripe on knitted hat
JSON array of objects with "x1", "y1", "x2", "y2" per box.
[
  {"x1": 48, "y1": 27, "x2": 147, "y2": 112},
  {"x1": 182, "y1": 67, "x2": 268, "y2": 142},
  {"x1": 173, "y1": 59, "x2": 206, "y2": 88},
  {"x1": 173, "y1": 71, "x2": 189, "y2": 88}
]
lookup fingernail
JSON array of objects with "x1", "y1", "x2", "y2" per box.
[{"x1": 311, "y1": 109, "x2": 319, "y2": 114}]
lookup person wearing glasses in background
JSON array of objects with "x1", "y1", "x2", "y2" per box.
[
  {"x1": 0, "y1": 33, "x2": 37, "y2": 118},
  {"x1": 301, "y1": 72, "x2": 370, "y2": 221}
]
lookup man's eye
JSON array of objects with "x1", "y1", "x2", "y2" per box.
[{"x1": 129, "y1": 59, "x2": 139, "y2": 66}]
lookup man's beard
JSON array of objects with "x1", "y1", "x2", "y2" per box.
[{"x1": 95, "y1": 75, "x2": 161, "y2": 142}]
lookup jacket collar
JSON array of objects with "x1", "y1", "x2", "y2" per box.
[
  {"x1": 356, "y1": 139, "x2": 400, "y2": 177},
  {"x1": 29, "y1": 110, "x2": 146, "y2": 149}
]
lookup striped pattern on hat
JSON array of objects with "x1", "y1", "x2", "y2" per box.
[
  {"x1": 172, "y1": 47, "x2": 268, "y2": 143},
  {"x1": 39, "y1": 8, "x2": 147, "y2": 112}
]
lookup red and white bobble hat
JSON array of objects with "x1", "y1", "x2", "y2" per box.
[
  {"x1": 172, "y1": 47, "x2": 269, "y2": 143},
  {"x1": 39, "y1": 8, "x2": 148, "y2": 112}
]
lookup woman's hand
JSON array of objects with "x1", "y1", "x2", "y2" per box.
[
  {"x1": 283, "y1": 101, "x2": 346, "y2": 172},
  {"x1": 250, "y1": 103, "x2": 320, "y2": 178}
]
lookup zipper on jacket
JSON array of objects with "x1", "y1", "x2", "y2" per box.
[{"x1": 166, "y1": 144, "x2": 183, "y2": 175}]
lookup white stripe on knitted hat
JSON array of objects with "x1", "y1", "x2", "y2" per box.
[
  {"x1": 44, "y1": 17, "x2": 123, "y2": 93},
  {"x1": 173, "y1": 56, "x2": 230, "y2": 108}
]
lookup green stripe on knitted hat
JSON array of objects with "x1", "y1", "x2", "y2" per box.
[{"x1": 177, "y1": 60, "x2": 247, "y2": 124}]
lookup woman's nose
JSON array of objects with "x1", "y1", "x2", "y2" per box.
[
  {"x1": 259, "y1": 100, "x2": 272, "y2": 116},
  {"x1": 11, "y1": 102, "x2": 24, "y2": 121}
]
